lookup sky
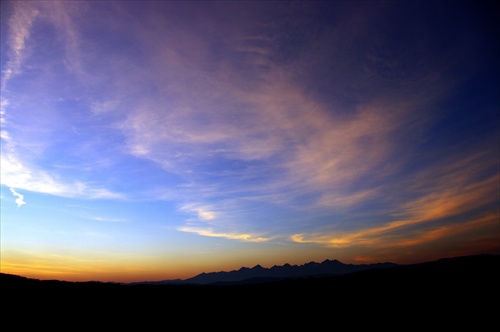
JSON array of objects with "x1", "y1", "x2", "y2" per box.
[{"x1": 1, "y1": 0, "x2": 499, "y2": 283}]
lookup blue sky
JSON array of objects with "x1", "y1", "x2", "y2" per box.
[{"x1": 1, "y1": 0, "x2": 498, "y2": 283}]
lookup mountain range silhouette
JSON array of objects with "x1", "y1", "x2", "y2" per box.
[{"x1": 135, "y1": 258, "x2": 399, "y2": 285}]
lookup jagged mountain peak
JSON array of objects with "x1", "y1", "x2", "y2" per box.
[{"x1": 176, "y1": 258, "x2": 399, "y2": 285}]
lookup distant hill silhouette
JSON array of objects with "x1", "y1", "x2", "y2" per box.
[{"x1": 136, "y1": 258, "x2": 399, "y2": 285}]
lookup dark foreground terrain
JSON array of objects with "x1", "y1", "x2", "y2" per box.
[{"x1": 1, "y1": 254, "x2": 498, "y2": 326}]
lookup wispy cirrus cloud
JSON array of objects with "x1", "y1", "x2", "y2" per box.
[
  {"x1": 1, "y1": 1, "x2": 86, "y2": 88},
  {"x1": 179, "y1": 203, "x2": 217, "y2": 221},
  {"x1": 0, "y1": 1, "x2": 123, "y2": 202},
  {"x1": 291, "y1": 212, "x2": 499, "y2": 253},
  {"x1": 291, "y1": 148, "x2": 499, "y2": 250},
  {"x1": 104, "y1": 1, "x2": 487, "y2": 241},
  {"x1": 81, "y1": 215, "x2": 127, "y2": 223},
  {"x1": 1, "y1": 151, "x2": 124, "y2": 200},
  {"x1": 1, "y1": 1, "x2": 39, "y2": 90},
  {"x1": 1, "y1": 2, "x2": 38, "y2": 204},
  {"x1": 177, "y1": 226, "x2": 271, "y2": 243}
]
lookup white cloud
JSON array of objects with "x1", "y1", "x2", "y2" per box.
[
  {"x1": 0, "y1": 145, "x2": 124, "y2": 200},
  {"x1": 9, "y1": 187, "x2": 26, "y2": 207}
]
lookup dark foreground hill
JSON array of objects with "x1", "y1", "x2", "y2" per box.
[{"x1": 1, "y1": 254, "x2": 498, "y2": 325}]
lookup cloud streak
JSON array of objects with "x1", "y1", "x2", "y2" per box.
[
  {"x1": 9, "y1": 187, "x2": 25, "y2": 207},
  {"x1": 177, "y1": 226, "x2": 271, "y2": 243},
  {"x1": 0, "y1": 1, "x2": 123, "y2": 202},
  {"x1": 109, "y1": 5, "x2": 459, "y2": 240},
  {"x1": 47, "y1": 1, "x2": 492, "y2": 244},
  {"x1": 291, "y1": 149, "x2": 499, "y2": 251},
  {"x1": 1, "y1": 1, "x2": 39, "y2": 90},
  {"x1": 1, "y1": 136, "x2": 124, "y2": 200}
]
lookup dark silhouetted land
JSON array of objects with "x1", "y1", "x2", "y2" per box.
[{"x1": 1, "y1": 254, "x2": 498, "y2": 325}]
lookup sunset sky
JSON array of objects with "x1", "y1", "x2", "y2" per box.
[{"x1": 1, "y1": 0, "x2": 498, "y2": 283}]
